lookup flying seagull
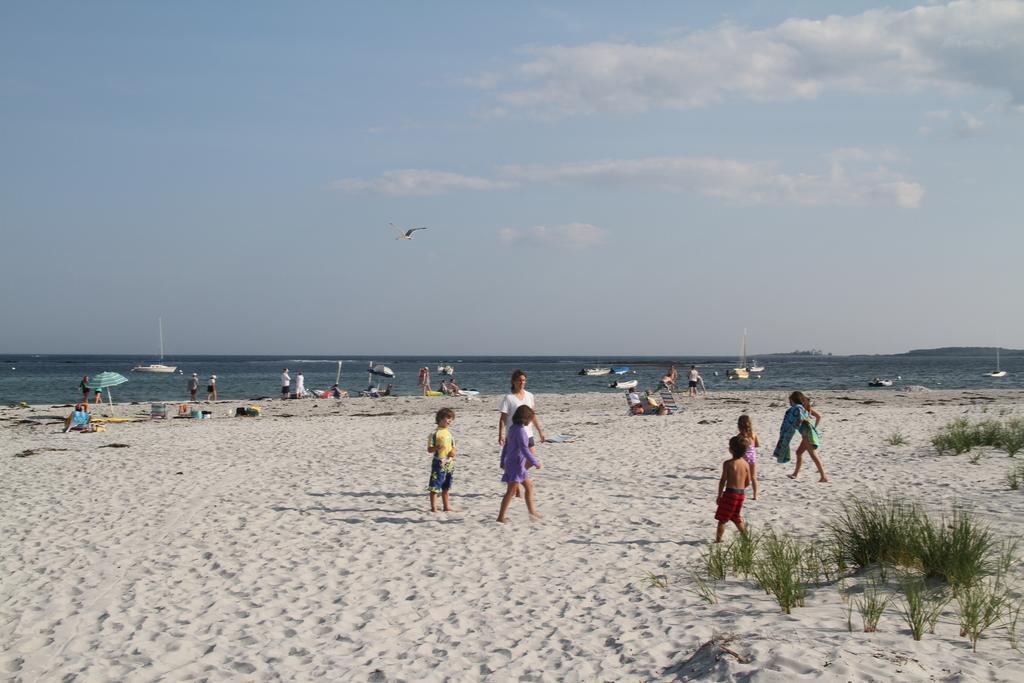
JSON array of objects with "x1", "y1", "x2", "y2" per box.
[{"x1": 389, "y1": 223, "x2": 428, "y2": 240}]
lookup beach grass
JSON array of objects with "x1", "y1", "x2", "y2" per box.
[
  {"x1": 916, "y1": 507, "x2": 995, "y2": 587},
  {"x1": 856, "y1": 580, "x2": 891, "y2": 632},
  {"x1": 886, "y1": 431, "x2": 908, "y2": 446},
  {"x1": 753, "y1": 532, "x2": 806, "y2": 614},
  {"x1": 829, "y1": 498, "x2": 925, "y2": 571},
  {"x1": 932, "y1": 418, "x2": 1024, "y2": 456},
  {"x1": 897, "y1": 578, "x2": 948, "y2": 640},
  {"x1": 688, "y1": 572, "x2": 718, "y2": 605},
  {"x1": 727, "y1": 529, "x2": 759, "y2": 579},
  {"x1": 956, "y1": 579, "x2": 1008, "y2": 652}
]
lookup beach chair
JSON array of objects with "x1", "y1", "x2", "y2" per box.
[
  {"x1": 64, "y1": 409, "x2": 92, "y2": 432},
  {"x1": 150, "y1": 403, "x2": 168, "y2": 419},
  {"x1": 658, "y1": 389, "x2": 682, "y2": 415}
]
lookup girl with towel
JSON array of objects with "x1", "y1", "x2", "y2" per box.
[{"x1": 774, "y1": 391, "x2": 828, "y2": 482}]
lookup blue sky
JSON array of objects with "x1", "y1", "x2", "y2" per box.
[{"x1": 1, "y1": 1, "x2": 1021, "y2": 355}]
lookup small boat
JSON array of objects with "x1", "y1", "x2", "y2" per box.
[
  {"x1": 747, "y1": 361, "x2": 765, "y2": 373},
  {"x1": 610, "y1": 379, "x2": 638, "y2": 389},
  {"x1": 579, "y1": 367, "x2": 611, "y2": 376},
  {"x1": 984, "y1": 346, "x2": 1007, "y2": 377},
  {"x1": 132, "y1": 318, "x2": 177, "y2": 373},
  {"x1": 727, "y1": 329, "x2": 751, "y2": 380},
  {"x1": 436, "y1": 364, "x2": 454, "y2": 376},
  {"x1": 369, "y1": 364, "x2": 395, "y2": 378},
  {"x1": 868, "y1": 378, "x2": 893, "y2": 387},
  {"x1": 611, "y1": 366, "x2": 631, "y2": 375}
]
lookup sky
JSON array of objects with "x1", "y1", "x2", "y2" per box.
[{"x1": 1, "y1": 0, "x2": 1022, "y2": 356}]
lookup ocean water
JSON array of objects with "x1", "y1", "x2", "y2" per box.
[{"x1": 0, "y1": 353, "x2": 1020, "y2": 406}]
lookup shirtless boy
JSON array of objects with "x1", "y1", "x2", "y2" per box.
[{"x1": 715, "y1": 435, "x2": 752, "y2": 543}]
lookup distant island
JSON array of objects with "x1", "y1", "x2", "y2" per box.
[
  {"x1": 901, "y1": 347, "x2": 1021, "y2": 356},
  {"x1": 786, "y1": 349, "x2": 831, "y2": 356}
]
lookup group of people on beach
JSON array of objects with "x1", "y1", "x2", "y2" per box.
[
  {"x1": 421, "y1": 366, "x2": 829, "y2": 532},
  {"x1": 658, "y1": 364, "x2": 707, "y2": 396},
  {"x1": 714, "y1": 390, "x2": 828, "y2": 542},
  {"x1": 426, "y1": 368, "x2": 545, "y2": 522}
]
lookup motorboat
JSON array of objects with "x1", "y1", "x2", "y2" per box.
[
  {"x1": 611, "y1": 366, "x2": 631, "y2": 375},
  {"x1": 132, "y1": 318, "x2": 177, "y2": 373},
  {"x1": 436, "y1": 364, "x2": 454, "y2": 376},
  {"x1": 579, "y1": 367, "x2": 611, "y2": 376},
  {"x1": 868, "y1": 378, "x2": 893, "y2": 387},
  {"x1": 369, "y1": 363, "x2": 395, "y2": 378},
  {"x1": 610, "y1": 379, "x2": 638, "y2": 389},
  {"x1": 747, "y1": 361, "x2": 765, "y2": 373}
]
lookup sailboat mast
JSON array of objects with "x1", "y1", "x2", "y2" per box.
[
  {"x1": 158, "y1": 317, "x2": 164, "y2": 360},
  {"x1": 741, "y1": 328, "x2": 747, "y2": 367}
]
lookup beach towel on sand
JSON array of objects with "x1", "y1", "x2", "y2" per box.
[{"x1": 772, "y1": 404, "x2": 807, "y2": 464}]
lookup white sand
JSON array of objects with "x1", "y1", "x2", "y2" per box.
[{"x1": 3, "y1": 390, "x2": 1024, "y2": 681}]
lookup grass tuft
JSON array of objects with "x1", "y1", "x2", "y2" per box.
[
  {"x1": 856, "y1": 581, "x2": 891, "y2": 632},
  {"x1": 956, "y1": 580, "x2": 1008, "y2": 652},
  {"x1": 898, "y1": 578, "x2": 948, "y2": 640},
  {"x1": 753, "y1": 532, "x2": 806, "y2": 614},
  {"x1": 886, "y1": 431, "x2": 908, "y2": 446}
]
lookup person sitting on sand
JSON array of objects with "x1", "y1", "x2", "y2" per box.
[
  {"x1": 715, "y1": 435, "x2": 752, "y2": 543},
  {"x1": 497, "y1": 405, "x2": 543, "y2": 523},
  {"x1": 427, "y1": 407, "x2": 457, "y2": 512},
  {"x1": 448, "y1": 378, "x2": 461, "y2": 396},
  {"x1": 643, "y1": 391, "x2": 667, "y2": 416},
  {"x1": 627, "y1": 388, "x2": 644, "y2": 415}
]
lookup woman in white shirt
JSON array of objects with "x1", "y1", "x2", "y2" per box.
[{"x1": 498, "y1": 369, "x2": 546, "y2": 447}]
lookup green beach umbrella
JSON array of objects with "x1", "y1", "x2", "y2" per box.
[{"x1": 85, "y1": 372, "x2": 128, "y2": 412}]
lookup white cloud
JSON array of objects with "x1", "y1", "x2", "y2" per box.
[
  {"x1": 333, "y1": 152, "x2": 923, "y2": 207},
  {"x1": 919, "y1": 109, "x2": 987, "y2": 137},
  {"x1": 499, "y1": 153, "x2": 924, "y2": 208},
  {"x1": 955, "y1": 111, "x2": 985, "y2": 136},
  {"x1": 478, "y1": 1, "x2": 1024, "y2": 117},
  {"x1": 331, "y1": 169, "x2": 512, "y2": 196},
  {"x1": 499, "y1": 222, "x2": 609, "y2": 249}
]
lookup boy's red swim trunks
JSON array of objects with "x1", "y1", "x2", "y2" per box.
[{"x1": 715, "y1": 490, "x2": 745, "y2": 523}]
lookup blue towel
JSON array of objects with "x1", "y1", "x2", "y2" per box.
[{"x1": 773, "y1": 405, "x2": 807, "y2": 463}]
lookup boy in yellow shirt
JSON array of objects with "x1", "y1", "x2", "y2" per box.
[{"x1": 427, "y1": 408, "x2": 457, "y2": 512}]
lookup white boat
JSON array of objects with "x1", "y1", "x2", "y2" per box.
[
  {"x1": 747, "y1": 360, "x2": 765, "y2": 373},
  {"x1": 369, "y1": 363, "x2": 395, "y2": 378},
  {"x1": 579, "y1": 367, "x2": 611, "y2": 376},
  {"x1": 610, "y1": 379, "x2": 638, "y2": 389},
  {"x1": 727, "y1": 329, "x2": 751, "y2": 379},
  {"x1": 436, "y1": 364, "x2": 454, "y2": 375},
  {"x1": 868, "y1": 378, "x2": 893, "y2": 387},
  {"x1": 984, "y1": 346, "x2": 1007, "y2": 377},
  {"x1": 132, "y1": 318, "x2": 177, "y2": 373}
]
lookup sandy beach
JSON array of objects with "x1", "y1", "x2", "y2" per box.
[{"x1": 3, "y1": 389, "x2": 1024, "y2": 681}]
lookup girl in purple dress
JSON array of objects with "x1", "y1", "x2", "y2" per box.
[{"x1": 497, "y1": 405, "x2": 544, "y2": 523}]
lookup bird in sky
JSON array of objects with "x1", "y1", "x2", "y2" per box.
[{"x1": 389, "y1": 223, "x2": 428, "y2": 240}]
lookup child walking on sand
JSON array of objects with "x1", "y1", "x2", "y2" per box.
[
  {"x1": 773, "y1": 391, "x2": 828, "y2": 482},
  {"x1": 737, "y1": 415, "x2": 760, "y2": 500},
  {"x1": 497, "y1": 405, "x2": 543, "y2": 523},
  {"x1": 715, "y1": 436, "x2": 752, "y2": 543},
  {"x1": 427, "y1": 407, "x2": 457, "y2": 512}
]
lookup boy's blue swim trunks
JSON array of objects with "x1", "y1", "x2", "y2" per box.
[{"x1": 428, "y1": 457, "x2": 455, "y2": 492}]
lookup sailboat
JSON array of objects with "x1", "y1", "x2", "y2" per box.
[
  {"x1": 132, "y1": 318, "x2": 178, "y2": 373},
  {"x1": 727, "y1": 329, "x2": 750, "y2": 379},
  {"x1": 984, "y1": 346, "x2": 1007, "y2": 378}
]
